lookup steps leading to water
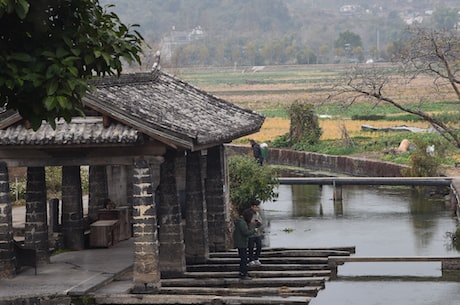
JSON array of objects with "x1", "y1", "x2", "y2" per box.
[{"x1": 93, "y1": 246, "x2": 355, "y2": 305}]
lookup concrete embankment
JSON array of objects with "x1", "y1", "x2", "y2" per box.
[
  {"x1": 226, "y1": 145, "x2": 460, "y2": 207},
  {"x1": 226, "y1": 145, "x2": 407, "y2": 177}
]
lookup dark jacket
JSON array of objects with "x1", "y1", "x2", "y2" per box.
[{"x1": 233, "y1": 216, "x2": 255, "y2": 248}]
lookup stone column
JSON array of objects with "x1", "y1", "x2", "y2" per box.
[
  {"x1": 106, "y1": 165, "x2": 130, "y2": 206},
  {"x1": 184, "y1": 150, "x2": 209, "y2": 264},
  {"x1": 0, "y1": 162, "x2": 15, "y2": 278},
  {"x1": 158, "y1": 150, "x2": 186, "y2": 275},
  {"x1": 132, "y1": 159, "x2": 161, "y2": 293},
  {"x1": 88, "y1": 165, "x2": 108, "y2": 222},
  {"x1": 25, "y1": 167, "x2": 49, "y2": 264},
  {"x1": 61, "y1": 166, "x2": 84, "y2": 250},
  {"x1": 206, "y1": 145, "x2": 230, "y2": 252}
]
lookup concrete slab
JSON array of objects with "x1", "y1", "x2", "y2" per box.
[{"x1": 0, "y1": 239, "x2": 134, "y2": 301}]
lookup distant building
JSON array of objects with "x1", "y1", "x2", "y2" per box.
[
  {"x1": 339, "y1": 5, "x2": 360, "y2": 15},
  {"x1": 161, "y1": 26, "x2": 206, "y2": 61}
]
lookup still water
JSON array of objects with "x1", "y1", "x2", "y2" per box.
[{"x1": 261, "y1": 184, "x2": 460, "y2": 305}]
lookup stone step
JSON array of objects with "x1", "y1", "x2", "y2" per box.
[
  {"x1": 159, "y1": 285, "x2": 322, "y2": 297},
  {"x1": 160, "y1": 276, "x2": 328, "y2": 288},
  {"x1": 209, "y1": 248, "x2": 354, "y2": 258},
  {"x1": 187, "y1": 263, "x2": 330, "y2": 272},
  {"x1": 97, "y1": 294, "x2": 313, "y2": 305},
  {"x1": 205, "y1": 256, "x2": 329, "y2": 265},
  {"x1": 165, "y1": 269, "x2": 331, "y2": 279}
]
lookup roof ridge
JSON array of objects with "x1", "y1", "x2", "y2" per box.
[{"x1": 90, "y1": 70, "x2": 161, "y2": 87}]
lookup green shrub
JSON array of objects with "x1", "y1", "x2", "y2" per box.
[
  {"x1": 286, "y1": 100, "x2": 322, "y2": 145},
  {"x1": 228, "y1": 155, "x2": 279, "y2": 215},
  {"x1": 402, "y1": 137, "x2": 441, "y2": 177}
]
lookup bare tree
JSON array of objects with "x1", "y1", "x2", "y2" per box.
[{"x1": 332, "y1": 27, "x2": 460, "y2": 148}]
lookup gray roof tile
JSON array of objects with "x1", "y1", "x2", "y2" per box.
[
  {"x1": 0, "y1": 117, "x2": 142, "y2": 146},
  {"x1": 0, "y1": 70, "x2": 264, "y2": 150}
]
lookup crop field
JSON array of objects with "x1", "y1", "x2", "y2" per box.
[{"x1": 173, "y1": 64, "x2": 459, "y2": 146}]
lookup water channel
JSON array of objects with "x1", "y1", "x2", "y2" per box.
[{"x1": 261, "y1": 184, "x2": 460, "y2": 305}]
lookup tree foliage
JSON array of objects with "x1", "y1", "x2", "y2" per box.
[
  {"x1": 0, "y1": 0, "x2": 144, "y2": 129},
  {"x1": 336, "y1": 27, "x2": 460, "y2": 148},
  {"x1": 286, "y1": 100, "x2": 322, "y2": 146},
  {"x1": 228, "y1": 155, "x2": 278, "y2": 215},
  {"x1": 432, "y1": 6, "x2": 460, "y2": 30},
  {"x1": 334, "y1": 30, "x2": 363, "y2": 49}
]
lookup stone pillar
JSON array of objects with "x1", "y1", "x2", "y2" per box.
[
  {"x1": 206, "y1": 145, "x2": 230, "y2": 252},
  {"x1": 0, "y1": 162, "x2": 15, "y2": 278},
  {"x1": 184, "y1": 150, "x2": 209, "y2": 264},
  {"x1": 107, "y1": 165, "x2": 129, "y2": 206},
  {"x1": 49, "y1": 198, "x2": 60, "y2": 232},
  {"x1": 132, "y1": 159, "x2": 161, "y2": 293},
  {"x1": 333, "y1": 180, "x2": 343, "y2": 201},
  {"x1": 25, "y1": 167, "x2": 49, "y2": 264},
  {"x1": 158, "y1": 150, "x2": 186, "y2": 275},
  {"x1": 61, "y1": 166, "x2": 84, "y2": 250},
  {"x1": 88, "y1": 165, "x2": 108, "y2": 222}
]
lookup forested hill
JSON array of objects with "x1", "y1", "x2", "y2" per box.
[
  {"x1": 101, "y1": 0, "x2": 459, "y2": 66},
  {"x1": 101, "y1": 0, "x2": 294, "y2": 40}
]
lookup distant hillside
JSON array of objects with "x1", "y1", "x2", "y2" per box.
[
  {"x1": 101, "y1": 0, "x2": 459, "y2": 66},
  {"x1": 101, "y1": 0, "x2": 293, "y2": 40}
]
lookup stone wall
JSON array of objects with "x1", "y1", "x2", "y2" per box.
[{"x1": 226, "y1": 145, "x2": 407, "y2": 177}]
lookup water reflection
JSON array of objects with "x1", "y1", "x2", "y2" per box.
[
  {"x1": 263, "y1": 184, "x2": 457, "y2": 256},
  {"x1": 261, "y1": 184, "x2": 460, "y2": 305}
]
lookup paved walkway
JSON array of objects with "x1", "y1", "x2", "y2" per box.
[
  {"x1": 1, "y1": 205, "x2": 133, "y2": 302},
  {"x1": 0, "y1": 238, "x2": 134, "y2": 300}
]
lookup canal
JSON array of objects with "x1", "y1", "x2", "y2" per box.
[{"x1": 262, "y1": 184, "x2": 460, "y2": 305}]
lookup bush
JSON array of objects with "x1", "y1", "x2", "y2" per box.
[
  {"x1": 286, "y1": 100, "x2": 322, "y2": 145},
  {"x1": 402, "y1": 137, "x2": 441, "y2": 177},
  {"x1": 228, "y1": 155, "x2": 279, "y2": 215}
]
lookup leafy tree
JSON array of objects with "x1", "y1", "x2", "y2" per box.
[
  {"x1": 336, "y1": 27, "x2": 460, "y2": 148},
  {"x1": 0, "y1": 0, "x2": 144, "y2": 129},
  {"x1": 286, "y1": 100, "x2": 322, "y2": 146},
  {"x1": 228, "y1": 155, "x2": 278, "y2": 215},
  {"x1": 334, "y1": 30, "x2": 363, "y2": 50},
  {"x1": 432, "y1": 7, "x2": 459, "y2": 30}
]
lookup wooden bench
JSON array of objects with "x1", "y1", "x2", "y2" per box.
[
  {"x1": 328, "y1": 256, "x2": 460, "y2": 278},
  {"x1": 13, "y1": 240, "x2": 37, "y2": 275}
]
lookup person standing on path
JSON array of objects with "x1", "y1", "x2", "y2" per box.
[
  {"x1": 234, "y1": 209, "x2": 256, "y2": 280},
  {"x1": 260, "y1": 142, "x2": 268, "y2": 164},
  {"x1": 247, "y1": 203, "x2": 263, "y2": 266},
  {"x1": 249, "y1": 139, "x2": 263, "y2": 166}
]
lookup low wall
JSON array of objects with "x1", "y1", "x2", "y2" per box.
[{"x1": 226, "y1": 145, "x2": 408, "y2": 177}]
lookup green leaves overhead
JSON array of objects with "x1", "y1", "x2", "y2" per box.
[
  {"x1": 0, "y1": 0, "x2": 144, "y2": 129},
  {"x1": 0, "y1": 0, "x2": 29, "y2": 18}
]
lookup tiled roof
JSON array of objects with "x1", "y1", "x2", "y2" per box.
[
  {"x1": 85, "y1": 71, "x2": 265, "y2": 150},
  {"x1": 0, "y1": 117, "x2": 142, "y2": 146},
  {"x1": 0, "y1": 70, "x2": 264, "y2": 150}
]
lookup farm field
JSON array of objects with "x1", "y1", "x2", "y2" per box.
[
  {"x1": 170, "y1": 64, "x2": 460, "y2": 168},
  {"x1": 170, "y1": 64, "x2": 460, "y2": 142}
]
